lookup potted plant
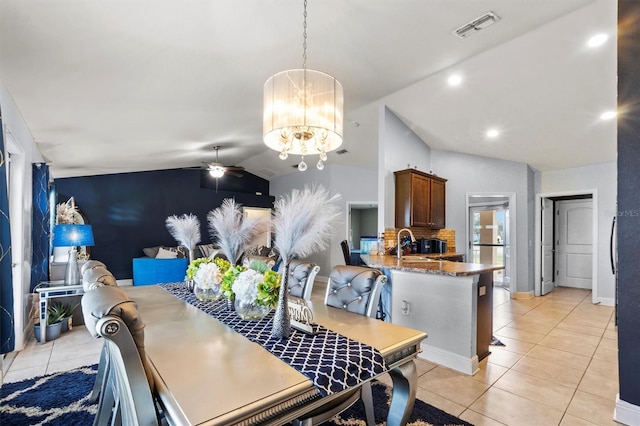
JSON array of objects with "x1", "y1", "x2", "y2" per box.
[
  {"x1": 49, "y1": 302, "x2": 79, "y2": 333},
  {"x1": 34, "y1": 304, "x2": 67, "y2": 342}
]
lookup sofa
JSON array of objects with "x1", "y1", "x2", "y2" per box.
[{"x1": 132, "y1": 245, "x2": 192, "y2": 286}]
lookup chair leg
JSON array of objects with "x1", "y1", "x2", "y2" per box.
[
  {"x1": 361, "y1": 382, "x2": 376, "y2": 426},
  {"x1": 89, "y1": 344, "x2": 108, "y2": 403}
]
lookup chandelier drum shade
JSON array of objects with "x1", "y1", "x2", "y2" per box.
[{"x1": 263, "y1": 68, "x2": 343, "y2": 161}]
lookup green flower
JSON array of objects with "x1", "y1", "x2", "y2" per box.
[
  {"x1": 256, "y1": 269, "x2": 281, "y2": 308},
  {"x1": 221, "y1": 265, "x2": 247, "y2": 299},
  {"x1": 186, "y1": 257, "x2": 214, "y2": 280}
]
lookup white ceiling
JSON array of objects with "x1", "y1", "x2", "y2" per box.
[{"x1": 0, "y1": 0, "x2": 617, "y2": 179}]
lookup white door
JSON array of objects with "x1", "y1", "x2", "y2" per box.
[
  {"x1": 541, "y1": 198, "x2": 554, "y2": 295},
  {"x1": 555, "y1": 199, "x2": 593, "y2": 289}
]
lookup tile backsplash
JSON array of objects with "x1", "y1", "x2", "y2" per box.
[{"x1": 383, "y1": 228, "x2": 456, "y2": 253}]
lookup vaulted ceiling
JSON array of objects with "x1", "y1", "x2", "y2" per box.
[{"x1": 0, "y1": 0, "x2": 616, "y2": 179}]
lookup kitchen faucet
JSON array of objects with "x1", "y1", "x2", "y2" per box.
[{"x1": 397, "y1": 228, "x2": 416, "y2": 259}]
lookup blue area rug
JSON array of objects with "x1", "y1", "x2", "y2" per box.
[{"x1": 0, "y1": 364, "x2": 472, "y2": 425}]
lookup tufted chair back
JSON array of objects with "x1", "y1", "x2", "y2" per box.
[
  {"x1": 324, "y1": 265, "x2": 386, "y2": 318},
  {"x1": 286, "y1": 259, "x2": 320, "y2": 301}
]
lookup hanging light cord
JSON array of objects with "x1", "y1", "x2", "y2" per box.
[{"x1": 302, "y1": 0, "x2": 307, "y2": 71}]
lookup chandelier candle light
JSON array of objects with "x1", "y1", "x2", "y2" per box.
[{"x1": 263, "y1": 0, "x2": 343, "y2": 171}]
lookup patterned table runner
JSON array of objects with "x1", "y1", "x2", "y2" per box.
[{"x1": 160, "y1": 283, "x2": 386, "y2": 396}]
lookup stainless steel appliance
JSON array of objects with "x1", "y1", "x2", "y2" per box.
[{"x1": 428, "y1": 238, "x2": 447, "y2": 253}]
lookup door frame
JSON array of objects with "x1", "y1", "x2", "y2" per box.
[
  {"x1": 346, "y1": 201, "x2": 378, "y2": 249},
  {"x1": 535, "y1": 190, "x2": 598, "y2": 302},
  {"x1": 465, "y1": 192, "x2": 517, "y2": 294}
]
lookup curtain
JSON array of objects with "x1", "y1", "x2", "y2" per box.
[
  {"x1": 31, "y1": 163, "x2": 50, "y2": 291},
  {"x1": 0, "y1": 108, "x2": 15, "y2": 354}
]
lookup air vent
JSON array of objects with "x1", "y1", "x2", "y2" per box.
[
  {"x1": 258, "y1": 168, "x2": 276, "y2": 178},
  {"x1": 336, "y1": 149, "x2": 348, "y2": 155},
  {"x1": 452, "y1": 11, "x2": 500, "y2": 38}
]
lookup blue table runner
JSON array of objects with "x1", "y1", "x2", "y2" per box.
[{"x1": 160, "y1": 283, "x2": 387, "y2": 396}]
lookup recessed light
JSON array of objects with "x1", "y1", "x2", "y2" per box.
[
  {"x1": 600, "y1": 110, "x2": 616, "y2": 120},
  {"x1": 486, "y1": 128, "x2": 500, "y2": 138},
  {"x1": 587, "y1": 33, "x2": 608, "y2": 48},
  {"x1": 447, "y1": 74, "x2": 462, "y2": 86}
]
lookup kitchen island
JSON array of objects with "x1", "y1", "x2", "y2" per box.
[{"x1": 360, "y1": 254, "x2": 504, "y2": 375}]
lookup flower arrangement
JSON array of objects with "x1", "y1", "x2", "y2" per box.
[
  {"x1": 229, "y1": 260, "x2": 281, "y2": 319},
  {"x1": 221, "y1": 264, "x2": 246, "y2": 300},
  {"x1": 186, "y1": 257, "x2": 230, "y2": 301}
]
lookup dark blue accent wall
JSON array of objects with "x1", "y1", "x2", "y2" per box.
[
  {"x1": 54, "y1": 168, "x2": 274, "y2": 279},
  {"x1": 617, "y1": 0, "x2": 640, "y2": 408}
]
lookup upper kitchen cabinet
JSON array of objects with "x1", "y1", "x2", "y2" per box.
[{"x1": 394, "y1": 169, "x2": 447, "y2": 229}]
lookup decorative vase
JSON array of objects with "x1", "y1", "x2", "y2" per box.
[
  {"x1": 235, "y1": 298, "x2": 270, "y2": 320},
  {"x1": 194, "y1": 281, "x2": 222, "y2": 302},
  {"x1": 226, "y1": 295, "x2": 235, "y2": 311},
  {"x1": 271, "y1": 262, "x2": 291, "y2": 339},
  {"x1": 186, "y1": 279, "x2": 196, "y2": 293}
]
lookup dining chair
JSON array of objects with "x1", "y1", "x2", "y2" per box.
[
  {"x1": 286, "y1": 259, "x2": 320, "y2": 301},
  {"x1": 340, "y1": 240, "x2": 352, "y2": 265},
  {"x1": 293, "y1": 265, "x2": 386, "y2": 426},
  {"x1": 82, "y1": 285, "x2": 164, "y2": 426}
]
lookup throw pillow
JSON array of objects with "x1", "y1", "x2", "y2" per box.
[
  {"x1": 165, "y1": 246, "x2": 187, "y2": 258},
  {"x1": 143, "y1": 246, "x2": 162, "y2": 258},
  {"x1": 198, "y1": 244, "x2": 217, "y2": 258},
  {"x1": 156, "y1": 247, "x2": 178, "y2": 259}
]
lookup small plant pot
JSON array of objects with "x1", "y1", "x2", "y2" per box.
[
  {"x1": 60, "y1": 317, "x2": 72, "y2": 333},
  {"x1": 34, "y1": 322, "x2": 63, "y2": 343}
]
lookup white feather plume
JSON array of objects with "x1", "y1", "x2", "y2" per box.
[
  {"x1": 165, "y1": 213, "x2": 201, "y2": 252},
  {"x1": 273, "y1": 185, "x2": 342, "y2": 263},
  {"x1": 207, "y1": 198, "x2": 269, "y2": 265}
]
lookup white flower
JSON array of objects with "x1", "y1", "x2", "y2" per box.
[
  {"x1": 232, "y1": 269, "x2": 263, "y2": 303},
  {"x1": 194, "y1": 262, "x2": 222, "y2": 289}
]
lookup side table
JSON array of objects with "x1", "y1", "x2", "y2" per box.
[{"x1": 35, "y1": 281, "x2": 84, "y2": 343}]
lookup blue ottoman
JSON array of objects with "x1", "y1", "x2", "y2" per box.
[{"x1": 132, "y1": 258, "x2": 189, "y2": 286}]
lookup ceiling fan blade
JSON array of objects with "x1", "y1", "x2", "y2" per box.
[
  {"x1": 225, "y1": 165, "x2": 245, "y2": 171},
  {"x1": 226, "y1": 170, "x2": 243, "y2": 178}
]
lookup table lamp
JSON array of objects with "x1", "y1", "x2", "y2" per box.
[{"x1": 52, "y1": 224, "x2": 95, "y2": 285}]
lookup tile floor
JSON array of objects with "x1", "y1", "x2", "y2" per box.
[{"x1": 1, "y1": 286, "x2": 618, "y2": 426}]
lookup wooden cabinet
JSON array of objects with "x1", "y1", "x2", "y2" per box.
[{"x1": 394, "y1": 169, "x2": 446, "y2": 229}]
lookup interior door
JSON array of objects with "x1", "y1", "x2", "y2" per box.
[
  {"x1": 555, "y1": 199, "x2": 593, "y2": 289},
  {"x1": 541, "y1": 198, "x2": 554, "y2": 295}
]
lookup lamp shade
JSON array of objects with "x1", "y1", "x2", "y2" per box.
[
  {"x1": 52, "y1": 224, "x2": 95, "y2": 247},
  {"x1": 263, "y1": 69, "x2": 343, "y2": 157}
]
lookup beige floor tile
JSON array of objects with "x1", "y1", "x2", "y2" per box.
[
  {"x1": 2, "y1": 364, "x2": 47, "y2": 383},
  {"x1": 471, "y1": 359, "x2": 508, "y2": 385},
  {"x1": 507, "y1": 317, "x2": 557, "y2": 334},
  {"x1": 46, "y1": 353, "x2": 101, "y2": 375},
  {"x1": 493, "y1": 326, "x2": 547, "y2": 344},
  {"x1": 417, "y1": 366, "x2": 490, "y2": 407},
  {"x1": 566, "y1": 390, "x2": 618, "y2": 425},
  {"x1": 459, "y1": 409, "x2": 507, "y2": 426},
  {"x1": 492, "y1": 316, "x2": 512, "y2": 331},
  {"x1": 488, "y1": 336, "x2": 535, "y2": 355},
  {"x1": 414, "y1": 357, "x2": 438, "y2": 377},
  {"x1": 49, "y1": 339, "x2": 103, "y2": 363},
  {"x1": 577, "y1": 358, "x2": 619, "y2": 402},
  {"x1": 603, "y1": 328, "x2": 617, "y2": 340},
  {"x1": 556, "y1": 322, "x2": 607, "y2": 337},
  {"x1": 493, "y1": 369, "x2": 576, "y2": 411},
  {"x1": 415, "y1": 387, "x2": 466, "y2": 417},
  {"x1": 8, "y1": 347, "x2": 51, "y2": 371},
  {"x1": 592, "y1": 342, "x2": 618, "y2": 363},
  {"x1": 559, "y1": 413, "x2": 599, "y2": 425},
  {"x1": 470, "y1": 387, "x2": 565, "y2": 426},
  {"x1": 486, "y1": 347, "x2": 524, "y2": 369},
  {"x1": 538, "y1": 328, "x2": 600, "y2": 357},
  {"x1": 511, "y1": 354, "x2": 586, "y2": 388},
  {"x1": 524, "y1": 345, "x2": 591, "y2": 371}
]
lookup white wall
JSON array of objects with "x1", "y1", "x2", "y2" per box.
[
  {"x1": 541, "y1": 161, "x2": 617, "y2": 304},
  {"x1": 269, "y1": 164, "x2": 377, "y2": 279},
  {"x1": 1, "y1": 79, "x2": 43, "y2": 351},
  {"x1": 431, "y1": 149, "x2": 535, "y2": 293},
  {"x1": 378, "y1": 106, "x2": 432, "y2": 230}
]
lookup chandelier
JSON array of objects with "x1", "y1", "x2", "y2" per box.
[{"x1": 263, "y1": 0, "x2": 343, "y2": 171}]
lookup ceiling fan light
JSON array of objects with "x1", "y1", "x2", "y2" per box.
[{"x1": 209, "y1": 166, "x2": 225, "y2": 178}]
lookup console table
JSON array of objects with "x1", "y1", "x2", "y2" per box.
[{"x1": 35, "y1": 281, "x2": 84, "y2": 343}]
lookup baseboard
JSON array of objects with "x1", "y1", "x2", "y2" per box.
[
  {"x1": 595, "y1": 297, "x2": 615, "y2": 307},
  {"x1": 615, "y1": 394, "x2": 640, "y2": 425},
  {"x1": 512, "y1": 291, "x2": 534, "y2": 299},
  {"x1": 419, "y1": 342, "x2": 479, "y2": 375}
]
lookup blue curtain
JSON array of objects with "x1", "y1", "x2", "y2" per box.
[
  {"x1": 31, "y1": 163, "x2": 50, "y2": 291},
  {"x1": 0, "y1": 108, "x2": 15, "y2": 354}
]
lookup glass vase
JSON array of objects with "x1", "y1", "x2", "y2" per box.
[
  {"x1": 235, "y1": 298, "x2": 270, "y2": 320},
  {"x1": 194, "y1": 281, "x2": 222, "y2": 302}
]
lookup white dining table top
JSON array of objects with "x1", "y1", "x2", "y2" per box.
[{"x1": 124, "y1": 284, "x2": 426, "y2": 425}]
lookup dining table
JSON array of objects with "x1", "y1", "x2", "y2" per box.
[{"x1": 123, "y1": 283, "x2": 427, "y2": 425}]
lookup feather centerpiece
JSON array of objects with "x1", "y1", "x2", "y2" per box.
[
  {"x1": 165, "y1": 213, "x2": 201, "y2": 262},
  {"x1": 207, "y1": 198, "x2": 269, "y2": 266},
  {"x1": 272, "y1": 185, "x2": 342, "y2": 339}
]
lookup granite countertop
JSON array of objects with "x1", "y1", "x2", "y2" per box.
[{"x1": 360, "y1": 254, "x2": 504, "y2": 277}]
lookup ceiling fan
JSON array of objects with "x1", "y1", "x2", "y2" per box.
[{"x1": 202, "y1": 146, "x2": 244, "y2": 178}]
